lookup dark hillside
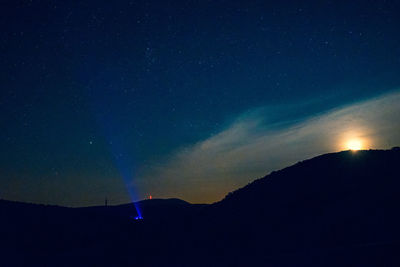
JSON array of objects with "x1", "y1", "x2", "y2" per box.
[{"x1": 1, "y1": 149, "x2": 400, "y2": 266}]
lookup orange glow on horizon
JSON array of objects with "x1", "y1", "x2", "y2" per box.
[
  {"x1": 346, "y1": 139, "x2": 363, "y2": 151},
  {"x1": 338, "y1": 130, "x2": 371, "y2": 152}
]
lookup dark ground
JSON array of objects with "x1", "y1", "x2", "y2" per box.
[{"x1": 1, "y1": 148, "x2": 400, "y2": 266}]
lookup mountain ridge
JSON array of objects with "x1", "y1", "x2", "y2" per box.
[{"x1": 1, "y1": 148, "x2": 400, "y2": 266}]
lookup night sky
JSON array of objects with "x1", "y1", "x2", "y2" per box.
[{"x1": 1, "y1": 0, "x2": 400, "y2": 206}]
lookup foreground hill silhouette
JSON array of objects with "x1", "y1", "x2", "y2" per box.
[{"x1": 1, "y1": 148, "x2": 400, "y2": 266}]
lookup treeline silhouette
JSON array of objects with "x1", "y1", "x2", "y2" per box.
[{"x1": 1, "y1": 148, "x2": 400, "y2": 266}]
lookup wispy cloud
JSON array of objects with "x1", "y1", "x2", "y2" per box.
[{"x1": 134, "y1": 91, "x2": 400, "y2": 203}]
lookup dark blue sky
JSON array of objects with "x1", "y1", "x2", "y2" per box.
[{"x1": 1, "y1": 0, "x2": 400, "y2": 206}]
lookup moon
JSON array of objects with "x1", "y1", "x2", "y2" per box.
[{"x1": 347, "y1": 139, "x2": 362, "y2": 151}]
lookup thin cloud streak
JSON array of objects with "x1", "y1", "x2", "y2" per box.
[{"x1": 135, "y1": 91, "x2": 400, "y2": 203}]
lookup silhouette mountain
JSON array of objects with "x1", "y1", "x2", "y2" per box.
[
  {"x1": 203, "y1": 148, "x2": 400, "y2": 266},
  {"x1": 1, "y1": 149, "x2": 400, "y2": 266}
]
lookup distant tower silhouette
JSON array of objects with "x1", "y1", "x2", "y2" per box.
[{"x1": 105, "y1": 197, "x2": 108, "y2": 207}]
